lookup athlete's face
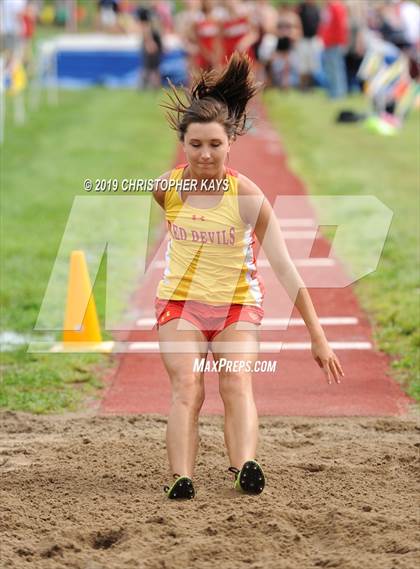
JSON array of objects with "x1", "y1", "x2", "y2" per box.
[{"x1": 183, "y1": 122, "x2": 231, "y2": 178}]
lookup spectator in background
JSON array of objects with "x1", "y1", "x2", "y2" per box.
[
  {"x1": 344, "y1": 0, "x2": 368, "y2": 93},
  {"x1": 174, "y1": 0, "x2": 201, "y2": 78},
  {"x1": 248, "y1": 0, "x2": 279, "y2": 83},
  {"x1": 296, "y1": 0, "x2": 321, "y2": 91},
  {"x1": 22, "y1": 1, "x2": 36, "y2": 42},
  {"x1": 250, "y1": 0, "x2": 278, "y2": 39},
  {"x1": 21, "y1": 0, "x2": 37, "y2": 68},
  {"x1": 151, "y1": 1, "x2": 173, "y2": 34},
  {"x1": 219, "y1": 0, "x2": 258, "y2": 64},
  {"x1": 268, "y1": 2, "x2": 302, "y2": 89},
  {"x1": 376, "y1": 1, "x2": 408, "y2": 48},
  {"x1": 374, "y1": 0, "x2": 418, "y2": 77},
  {"x1": 97, "y1": 0, "x2": 120, "y2": 30},
  {"x1": 398, "y1": 0, "x2": 420, "y2": 49},
  {"x1": 191, "y1": 0, "x2": 222, "y2": 72},
  {"x1": 137, "y1": 5, "x2": 163, "y2": 89},
  {"x1": 318, "y1": 0, "x2": 348, "y2": 98},
  {"x1": 1, "y1": 0, "x2": 26, "y2": 58},
  {"x1": 397, "y1": 0, "x2": 420, "y2": 79}
]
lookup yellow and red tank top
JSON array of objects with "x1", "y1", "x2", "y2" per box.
[{"x1": 156, "y1": 164, "x2": 264, "y2": 307}]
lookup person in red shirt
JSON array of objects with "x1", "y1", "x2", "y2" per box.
[
  {"x1": 21, "y1": 0, "x2": 36, "y2": 67},
  {"x1": 219, "y1": 0, "x2": 258, "y2": 65},
  {"x1": 318, "y1": 0, "x2": 348, "y2": 98},
  {"x1": 192, "y1": 0, "x2": 222, "y2": 72}
]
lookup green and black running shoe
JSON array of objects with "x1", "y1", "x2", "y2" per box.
[
  {"x1": 164, "y1": 474, "x2": 195, "y2": 500},
  {"x1": 228, "y1": 460, "x2": 265, "y2": 494}
]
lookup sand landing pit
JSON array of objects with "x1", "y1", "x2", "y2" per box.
[{"x1": 1, "y1": 411, "x2": 419, "y2": 569}]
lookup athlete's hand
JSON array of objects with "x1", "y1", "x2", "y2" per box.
[{"x1": 311, "y1": 337, "x2": 344, "y2": 385}]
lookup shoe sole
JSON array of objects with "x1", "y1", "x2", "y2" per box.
[
  {"x1": 167, "y1": 477, "x2": 195, "y2": 500},
  {"x1": 238, "y1": 461, "x2": 265, "y2": 494}
]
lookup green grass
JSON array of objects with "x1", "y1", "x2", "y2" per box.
[
  {"x1": 0, "y1": 348, "x2": 105, "y2": 414},
  {"x1": 264, "y1": 89, "x2": 419, "y2": 401},
  {"x1": 1, "y1": 88, "x2": 176, "y2": 413}
]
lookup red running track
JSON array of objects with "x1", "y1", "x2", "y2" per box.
[{"x1": 100, "y1": 101, "x2": 411, "y2": 417}]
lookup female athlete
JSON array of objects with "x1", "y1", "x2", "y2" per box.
[{"x1": 153, "y1": 52, "x2": 344, "y2": 500}]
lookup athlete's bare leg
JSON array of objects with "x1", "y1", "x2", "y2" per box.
[
  {"x1": 158, "y1": 319, "x2": 209, "y2": 478},
  {"x1": 211, "y1": 324, "x2": 260, "y2": 470}
]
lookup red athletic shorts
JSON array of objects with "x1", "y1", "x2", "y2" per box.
[{"x1": 155, "y1": 298, "x2": 264, "y2": 342}]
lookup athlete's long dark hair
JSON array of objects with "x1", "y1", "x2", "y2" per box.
[{"x1": 161, "y1": 52, "x2": 262, "y2": 142}]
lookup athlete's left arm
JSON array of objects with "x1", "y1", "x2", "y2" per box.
[{"x1": 238, "y1": 176, "x2": 345, "y2": 384}]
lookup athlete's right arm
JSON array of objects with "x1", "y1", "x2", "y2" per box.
[{"x1": 153, "y1": 171, "x2": 171, "y2": 209}]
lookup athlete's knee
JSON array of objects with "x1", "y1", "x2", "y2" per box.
[
  {"x1": 171, "y1": 372, "x2": 205, "y2": 412},
  {"x1": 219, "y1": 372, "x2": 253, "y2": 402}
]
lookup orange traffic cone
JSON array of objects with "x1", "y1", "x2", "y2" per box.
[
  {"x1": 57, "y1": 251, "x2": 113, "y2": 352},
  {"x1": 63, "y1": 250, "x2": 101, "y2": 343}
]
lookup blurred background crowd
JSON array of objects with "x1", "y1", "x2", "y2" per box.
[{"x1": 1, "y1": 0, "x2": 419, "y2": 97}]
